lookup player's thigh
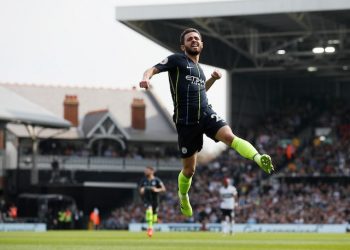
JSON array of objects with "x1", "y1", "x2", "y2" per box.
[
  {"x1": 221, "y1": 209, "x2": 233, "y2": 221},
  {"x1": 176, "y1": 124, "x2": 203, "y2": 158},
  {"x1": 152, "y1": 203, "x2": 159, "y2": 214},
  {"x1": 203, "y1": 109, "x2": 229, "y2": 143}
]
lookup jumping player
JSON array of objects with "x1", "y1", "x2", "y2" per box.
[{"x1": 139, "y1": 28, "x2": 274, "y2": 217}]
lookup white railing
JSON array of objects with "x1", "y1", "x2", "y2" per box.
[{"x1": 129, "y1": 223, "x2": 349, "y2": 233}]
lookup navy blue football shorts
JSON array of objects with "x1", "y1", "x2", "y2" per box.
[
  {"x1": 144, "y1": 201, "x2": 159, "y2": 214},
  {"x1": 175, "y1": 106, "x2": 227, "y2": 158}
]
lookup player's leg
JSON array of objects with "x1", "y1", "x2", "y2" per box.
[
  {"x1": 145, "y1": 205, "x2": 153, "y2": 237},
  {"x1": 176, "y1": 124, "x2": 202, "y2": 217},
  {"x1": 202, "y1": 108, "x2": 273, "y2": 173},
  {"x1": 215, "y1": 126, "x2": 274, "y2": 173},
  {"x1": 178, "y1": 153, "x2": 197, "y2": 217},
  {"x1": 152, "y1": 214, "x2": 158, "y2": 223},
  {"x1": 145, "y1": 205, "x2": 153, "y2": 228},
  {"x1": 152, "y1": 204, "x2": 158, "y2": 224},
  {"x1": 221, "y1": 210, "x2": 229, "y2": 234},
  {"x1": 230, "y1": 211, "x2": 235, "y2": 235}
]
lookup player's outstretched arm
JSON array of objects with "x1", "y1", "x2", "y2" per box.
[
  {"x1": 139, "y1": 186, "x2": 145, "y2": 195},
  {"x1": 140, "y1": 67, "x2": 160, "y2": 90},
  {"x1": 205, "y1": 69, "x2": 222, "y2": 91}
]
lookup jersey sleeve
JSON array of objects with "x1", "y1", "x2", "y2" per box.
[
  {"x1": 154, "y1": 54, "x2": 179, "y2": 73},
  {"x1": 156, "y1": 177, "x2": 164, "y2": 188},
  {"x1": 138, "y1": 178, "x2": 145, "y2": 188}
]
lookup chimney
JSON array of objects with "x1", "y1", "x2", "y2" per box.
[
  {"x1": 131, "y1": 98, "x2": 146, "y2": 130},
  {"x1": 0, "y1": 127, "x2": 4, "y2": 150},
  {"x1": 63, "y1": 95, "x2": 79, "y2": 127}
]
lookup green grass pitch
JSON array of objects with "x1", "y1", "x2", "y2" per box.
[{"x1": 0, "y1": 231, "x2": 349, "y2": 250}]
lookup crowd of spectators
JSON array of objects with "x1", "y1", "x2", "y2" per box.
[
  {"x1": 103, "y1": 98, "x2": 350, "y2": 229},
  {"x1": 283, "y1": 99, "x2": 350, "y2": 176},
  {"x1": 103, "y1": 159, "x2": 350, "y2": 229}
]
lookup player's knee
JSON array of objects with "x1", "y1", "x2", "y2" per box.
[
  {"x1": 222, "y1": 133, "x2": 234, "y2": 146},
  {"x1": 215, "y1": 126, "x2": 235, "y2": 145},
  {"x1": 183, "y1": 168, "x2": 195, "y2": 178}
]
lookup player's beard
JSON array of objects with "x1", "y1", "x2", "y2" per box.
[{"x1": 185, "y1": 46, "x2": 202, "y2": 56}]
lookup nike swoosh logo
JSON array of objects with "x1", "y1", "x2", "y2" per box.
[{"x1": 187, "y1": 66, "x2": 194, "y2": 69}]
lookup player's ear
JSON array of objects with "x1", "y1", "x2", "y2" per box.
[{"x1": 180, "y1": 44, "x2": 185, "y2": 51}]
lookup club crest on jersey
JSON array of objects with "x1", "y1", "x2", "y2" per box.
[{"x1": 160, "y1": 57, "x2": 168, "y2": 65}]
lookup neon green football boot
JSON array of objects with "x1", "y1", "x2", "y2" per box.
[
  {"x1": 257, "y1": 154, "x2": 274, "y2": 174},
  {"x1": 178, "y1": 190, "x2": 193, "y2": 217}
]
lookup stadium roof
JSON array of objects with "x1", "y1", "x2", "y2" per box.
[
  {"x1": 0, "y1": 86, "x2": 71, "y2": 129},
  {"x1": 116, "y1": 0, "x2": 350, "y2": 81}
]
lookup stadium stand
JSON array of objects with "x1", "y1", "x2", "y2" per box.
[{"x1": 104, "y1": 98, "x2": 350, "y2": 229}]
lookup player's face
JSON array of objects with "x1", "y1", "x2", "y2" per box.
[
  {"x1": 182, "y1": 32, "x2": 203, "y2": 56},
  {"x1": 223, "y1": 178, "x2": 229, "y2": 186},
  {"x1": 144, "y1": 168, "x2": 150, "y2": 177},
  {"x1": 144, "y1": 168, "x2": 153, "y2": 177}
]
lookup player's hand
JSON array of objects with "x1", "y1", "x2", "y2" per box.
[
  {"x1": 139, "y1": 79, "x2": 150, "y2": 90},
  {"x1": 211, "y1": 69, "x2": 222, "y2": 80}
]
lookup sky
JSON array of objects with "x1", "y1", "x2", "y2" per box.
[{"x1": 0, "y1": 0, "x2": 228, "y2": 156}]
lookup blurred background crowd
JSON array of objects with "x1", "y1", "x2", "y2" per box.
[{"x1": 104, "y1": 99, "x2": 350, "y2": 229}]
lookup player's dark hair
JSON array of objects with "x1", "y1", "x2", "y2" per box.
[
  {"x1": 146, "y1": 166, "x2": 154, "y2": 172},
  {"x1": 180, "y1": 28, "x2": 202, "y2": 45}
]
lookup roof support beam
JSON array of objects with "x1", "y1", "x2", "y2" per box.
[
  {"x1": 224, "y1": 28, "x2": 350, "y2": 39},
  {"x1": 192, "y1": 18, "x2": 257, "y2": 65},
  {"x1": 232, "y1": 63, "x2": 350, "y2": 73}
]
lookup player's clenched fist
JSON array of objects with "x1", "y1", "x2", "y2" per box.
[
  {"x1": 211, "y1": 69, "x2": 222, "y2": 80},
  {"x1": 139, "y1": 80, "x2": 150, "y2": 89}
]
